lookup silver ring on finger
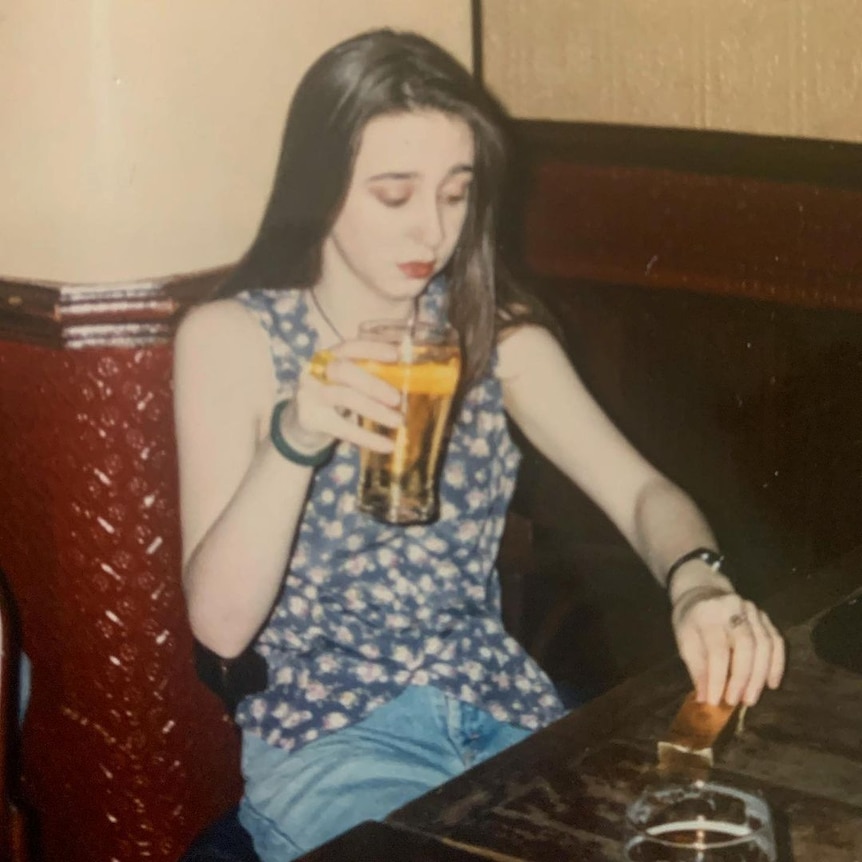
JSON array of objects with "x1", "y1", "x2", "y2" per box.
[{"x1": 727, "y1": 612, "x2": 748, "y2": 631}]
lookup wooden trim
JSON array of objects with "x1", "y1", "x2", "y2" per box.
[
  {"x1": 0, "y1": 267, "x2": 228, "y2": 349},
  {"x1": 508, "y1": 121, "x2": 862, "y2": 313},
  {"x1": 512, "y1": 120, "x2": 862, "y2": 189}
]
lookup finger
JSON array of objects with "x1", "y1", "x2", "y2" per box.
[
  {"x1": 721, "y1": 600, "x2": 780, "y2": 707},
  {"x1": 724, "y1": 619, "x2": 756, "y2": 706},
  {"x1": 304, "y1": 367, "x2": 401, "y2": 427},
  {"x1": 325, "y1": 413, "x2": 396, "y2": 453},
  {"x1": 762, "y1": 612, "x2": 786, "y2": 689},
  {"x1": 700, "y1": 622, "x2": 731, "y2": 706},
  {"x1": 739, "y1": 604, "x2": 773, "y2": 706},
  {"x1": 673, "y1": 593, "x2": 733, "y2": 702},
  {"x1": 725, "y1": 600, "x2": 766, "y2": 706},
  {"x1": 295, "y1": 375, "x2": 399, "y2": 447},
  {"x1": 319, "y1": 383, "x2": 404, "y2": 430},
  {"x1": 325, "y1": 359, "x2": 402, "y2": 408}
]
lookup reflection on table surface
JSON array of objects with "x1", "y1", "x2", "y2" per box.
[{"x1": 388, "y1": 547, "x2": 862, "y2": 862}]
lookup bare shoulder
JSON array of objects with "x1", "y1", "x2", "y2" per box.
[
  {"x1": 495, "y1": 323, "x2": 565, "y2": 383},
  {"x1": 175, "y1": 298, "x2": 266, "y2": 359},
  {"x1": 173, "y1": 299, "x2": 275, "y2": 416},
  {"x1": 176, "y1": 298, "x2": 271, "y2": 372}
]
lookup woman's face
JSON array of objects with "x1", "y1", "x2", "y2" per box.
[{"x1": 321, "y1": 109, "x2": 475, "y2": 307}]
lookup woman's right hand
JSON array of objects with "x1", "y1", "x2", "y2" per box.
[{"x1": 280, "y1": 339, "x2": 405, "y2": 456}]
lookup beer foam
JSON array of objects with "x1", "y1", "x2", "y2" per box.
[{"x1": 308, "y1": 349, "x2": 460, "y2": 394}]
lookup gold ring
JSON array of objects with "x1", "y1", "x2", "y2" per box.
[{"x1": 309, "y1": 353, "x2": 333, "y2": 383}]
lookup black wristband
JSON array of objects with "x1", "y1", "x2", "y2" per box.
[
  {"x1": 269, "y1": 399, "x2": 334, "y2": 468},
  {"x1": 665, "y1": 547, "x2": 725, "y2": 593}
]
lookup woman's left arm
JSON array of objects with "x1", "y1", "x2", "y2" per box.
[{"x1": 498, "y1": 324, "x2": 785, "y2": 706}]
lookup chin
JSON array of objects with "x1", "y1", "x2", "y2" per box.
[{"x1": 376, "y1": 279, "x2": 432, "y2": 303}]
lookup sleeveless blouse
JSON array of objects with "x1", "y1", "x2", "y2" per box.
[{"x1": 234, "y1": 280, "x2": 565, "y2": 752}]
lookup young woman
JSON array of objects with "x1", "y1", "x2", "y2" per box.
[{"x1": 173, "y1": 29, "x2": 785, "y2": 861}]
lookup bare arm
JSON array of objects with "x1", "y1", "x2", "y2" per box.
[
  {"x1": 174, "y1": 300, "x2": 403, "y2": 658},
  {"x1": 173, "y1": 301, "x2": 317, "y2": 657},
  {"x1": 498, "y1": 325, "x2": 723, "y2": 588},
  {"x1": 498, "y1": 324, "x2": 784, "y2": 704}
]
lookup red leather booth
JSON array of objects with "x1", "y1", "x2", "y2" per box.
[{"x1": 0, "y1": 270, "x2": 239, "y2": 862}]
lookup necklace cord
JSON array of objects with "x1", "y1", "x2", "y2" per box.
[
  {"x1": 309, "y1": 288, "x2": 345, "y2": 343},
  {"x1": 309, "y1": 288, "x2": 424, "y2": 345}
]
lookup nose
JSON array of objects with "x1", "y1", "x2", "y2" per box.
[{"x1": 411, "y1": 195, "x2": 445, "y2": 251}]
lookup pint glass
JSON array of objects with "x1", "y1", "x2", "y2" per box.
[
  {"x1": 311, "y1": 320, "x2": 461, "y2": 524},
  {"x1": 622, "y1": 780, "x2": 777, "y2": 861}
]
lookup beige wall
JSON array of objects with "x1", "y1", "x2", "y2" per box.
[
  {"x1": 483, "y1": 0, "x2": 862, "y2": 142},
  {"x1": 0, "y1": 1, "x2": 471, "y2": 283}
]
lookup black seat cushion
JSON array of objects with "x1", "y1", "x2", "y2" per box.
[
  {"x1": 812, "y1": 595, "x2": 862, "y2": 676},
  {"x1": 180, "y1": 807, "x2": 259, "y2": 862}
]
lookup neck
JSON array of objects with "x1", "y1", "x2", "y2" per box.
[{"x1": 313, "y1": 257, "x2": 417, "y2": 340}]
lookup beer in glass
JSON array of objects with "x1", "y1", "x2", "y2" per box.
[{"x1": 310, "y1": 320, "x2": 461, "y2": 525}]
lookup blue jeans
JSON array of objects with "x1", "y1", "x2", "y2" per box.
[{"x1": 238, "y1": 685, "x2": 533, "y2": 862}]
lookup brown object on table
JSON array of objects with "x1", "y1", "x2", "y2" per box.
[
  {"x1": 656, "y1": 691, "x2": 739, "y2": 778},
  {"x1": 390, "y1": 547, "x2": 862, "y2": 862}
]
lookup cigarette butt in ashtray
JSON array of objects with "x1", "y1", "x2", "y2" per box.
[{"x1": 657, "y1": 691, "x2": 748, "y2": 777}]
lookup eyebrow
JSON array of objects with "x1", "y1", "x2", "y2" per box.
[{"x1": 366, "y1": 164, "x2": 474, "y2": 183}]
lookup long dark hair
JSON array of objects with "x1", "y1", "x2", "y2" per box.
[{"x1": 218, "y1": 28, "x2": 549, "y2": 392}]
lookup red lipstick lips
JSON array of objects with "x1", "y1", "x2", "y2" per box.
[{"x1": 398, "y1": 261, "x2": 435, "y2": 280}]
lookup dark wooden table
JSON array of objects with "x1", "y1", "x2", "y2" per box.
[
  {"x1": 296, "y1": 820, "x2": 496, "y2": 861},
  {"x1": 388, "y1": 547, "x2": 862, "y2": 861}
]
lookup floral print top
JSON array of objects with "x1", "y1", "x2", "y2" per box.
[{"x1": 234, "y1": 280, "x2": 565, "y2": 752}]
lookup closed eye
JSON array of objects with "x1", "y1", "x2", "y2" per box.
[
  {"x1": 442, "y1": 190, "x2": 469, "y2": 205},
  {"x1": 441, "y1": 182, "x2": 472, "y2": 206},
  {"x1": 443, "y1": 188, "x2": 470, "y2": 206},
  {"x1": 369, "y1": 179, "x2": 413, "y2": 208},
  {"x1": 377, "y1": 192, "x2": 411, "y2": 208}
]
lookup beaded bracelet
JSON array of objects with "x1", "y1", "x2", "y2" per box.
[
  {"x1": 665, "y1": 547, "x2": 725, "y2": 594},
  {"x1": 269, "y1": 399, "x2": 334, "y2": 468}
]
